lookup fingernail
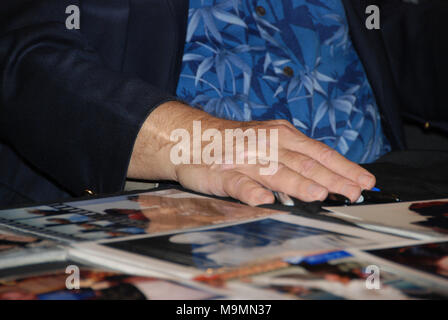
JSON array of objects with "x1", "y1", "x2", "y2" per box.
[
  {"x1": 275, "y1": 192, "x2": 295, "y2": 206},
  {"x1": 341, "y1": 184, "x2": 361, "y2": 202},
  {"x1": 358, "y1": 174, "x2": 375, "y2": 189},
  {"x1": 307, "y1": 184, "x2": 327, "y2": 199}
]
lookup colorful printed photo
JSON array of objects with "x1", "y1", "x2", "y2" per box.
[
  {"x1": 0, "y1": 189, "x2": 284, "y2": 242},
  {"x1": 104, "y1": 218, "x2": 376, "y2": 270},
  {"x1": 246, "y1": 251, "x2": 448, "y2": 300},
  {"x1": 366, "y1": 241, "x2": 448, "y2": 280},
  {"x1": 0, "y1": 268, "x2": 220, "y2": 300}
]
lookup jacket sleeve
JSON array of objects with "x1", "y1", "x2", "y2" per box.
[{"x1": 0, "y1": 0, "x2": 178, "y2": 196}]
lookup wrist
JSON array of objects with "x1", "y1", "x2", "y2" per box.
[{"x1": 127, "y1": 100, "x2": 220, "y2": 181}]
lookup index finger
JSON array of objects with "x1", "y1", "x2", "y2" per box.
[{"x1": 284, "y1": 133, "x2": 376, "y2": 190}]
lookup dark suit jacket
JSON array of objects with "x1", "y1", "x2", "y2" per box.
[
  {"x1": 0, "y1": 0, "x2": 188, "y2": 206},
  {"x1": 379, "y1": 0, "x2": 448, "y2": 133},
  {"x1": 0, "y1": 0, "x2": 418, "y2": 207}
]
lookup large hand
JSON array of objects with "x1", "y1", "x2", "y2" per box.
[{"x1": 127, "y1": 102, "x2": 376, "y2": 206}]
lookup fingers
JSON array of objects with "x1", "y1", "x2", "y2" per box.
[
  {"x1": 237, "y1": 162, "x2": 328, "y2": 202},
  {"x1": 176, "y1": 164, "x2": 275, "y2": 206},
  {"x1": 220, "y1": 171, "x2": 275, "y2": 206},
  {"x1": 279, "y1": 149, "x2": 362, "y2": 202},
  {"x1": 174, "y1": 119, "x2": 376, "y2": 206},
  {"x1": 281, "y1": 131, "x2": 376, "y2": 190}
]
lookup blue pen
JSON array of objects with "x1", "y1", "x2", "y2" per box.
[
  {"x1": 361, "y1": 188, "x2": 400, "y2": 203},
  {"x1": 356, "y1": 187, "x2": 380, "y2": 203}
]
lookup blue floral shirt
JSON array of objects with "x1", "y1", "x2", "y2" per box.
[{"x1": 176, "y1": 0, "x2": 391, "y2": 163}]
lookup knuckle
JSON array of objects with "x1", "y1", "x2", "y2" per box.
[
  {"x1": 318, "y1": 147, "x2": 337, "y2": 164},
  {"x1": 212, "y1": 173, "x2": 227, "y2": 196},
  {"x1": 262, "y1": 163, "x2": 284, "y2": 185},
  {"x1": 296, "y1": 136, "x2": 318, "y2": 151},
  {"x1": 271, "y1": 123, "x2": 292, "y2": 133},
  {"x1": 232, "y1": 174, "x2": 249, "y2": 190},
  {"x1": 222, "y1": 174, "x2": 235, "y2": 193},
  {"x1": 278, "y1": 150, "x2": 291, "y2": 164},
  {"x1": 299, "y1": 158, "x2": 318, "y2": 175},
  {"x1": 273, "y1": 119, "x2": 292, "y2": 127},
  {"x1": 272, "y1": 162, "x2": 286, "y2": 175},
  {"x1": 201, "y1": 172, "x2": 223, "y2": 196}
]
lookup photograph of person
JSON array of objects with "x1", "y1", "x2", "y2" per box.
[
  {"x1": 104, "y1": 218, "x2": 374, "y2": 270},
  {"x1": 0, "y1": 232, "x2": 40, "y2": 254},
  {"x1": 367, "y1": 242, "x2": 448, "y2": 279},
  {"x1": 0, "y1": 207, "x2": 61, "y2": 221},
  {"x1": 0, "y1": 269, "x2": 218, "y2": 300},
  {"x1": 409, "y1": 201, "x2": 448, "y2": 235},
  {"x1": 8, "y1": 190, "x2": 283, "y2": 241},
  {"x1": 248, "y1": 251, "x2": 448, "y2": 300}
]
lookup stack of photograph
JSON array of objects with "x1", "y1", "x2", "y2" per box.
[{"x1": 1, "y1": 187, "x2": 447, "y2": 300}]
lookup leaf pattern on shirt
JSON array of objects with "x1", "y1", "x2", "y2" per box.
[{"x1": 176, "y1": 0, "x2": 391, "y2": 163}]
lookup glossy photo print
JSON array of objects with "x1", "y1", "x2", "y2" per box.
[
  {"x1": 366, "y1": 242, "x2": 448, "y2": 280},
  {"x1": 0, "y1": 189, "x2": 284, "y2": 242},
  {"x1": 366, "y1": 241, "x2": 448, "y2": 281},
  {"x1": 0, "y1": 206, "x2": 62, "y2": 221},
  {"x1": 245, "y1": 250, "x2": 448, "y2": 300},
  {"x1": 407, "y1": 201, "x2": 448, "y2": 235},
  {"x1": 324, "y1": 199, "x2": 448, "y2": 239},
  {"x1": 0, "y1": 229, "x2": 40, "y2": 253},
  {"x1": 0, "y1": 267, "x2": 221, "y2": 300},
  {"x1": 104, "y1": 218, "x2": 380, "y2": 270},
  {"x1": 0, "y1": 228, "x2": 60, "y2": 267}
]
